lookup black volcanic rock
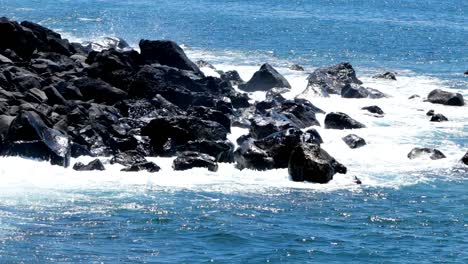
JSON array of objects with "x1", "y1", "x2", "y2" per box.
[
  {"x1": 288, "y1": 143, "x2": 347, "y2": 183},
  {"x1": 324, "y1": 112, "x2": 366, "y2": 129},
  {"x1": 373, "y1": 72, "x2": 397, "y2": 80},
  {"x1": 426, "y1": 110, "x2": 435, "y2": 116},
  {"x1": 121, "y1": 161, "x2": 160, "y2": 172},
  {"x1": 342, "y1": 134, "x2": 366, "y2": 149},
  {"x1": 304, "y1": 63, "x2": 362, "y2": 96},
  {"x1": 430, "y1": 114, "x2": 448, "y2": 122},
  {"x1": 73, "y1": 159, "x2": 105, "y2": 171},
  {"x1": 239, "y1": 63, "x2": 291, "y2": 92},
  {"x1": 141, "y1": 116, "x2": 228, "y2": 155},
  {"x1": 234, "y1": 138, "x2": 275, "y2": 171},
  {"x1": 220, "y1": 70, "x2": 244, "y2": 86},
  {"x1": 461, "y1": 151, "x2": 468, "y2": 165},
  {"x1": 173, "y1": 151, "x2": 218, "y2": 172},
  {"x1": 407, "y1": 147, "x2": 446, "y2": 160},
  {"x1": 73, "y1": 77, "x2": 127, "y2": 104},
  {"x1": 289, "y1": 64, "x2": 305, "y2": 71},
  {"x1": 341, "y1": 84, "x2": 386, "y2": 99},
  {"x1": 2, "y1": 111, "x2": 71, "y2": 167},
  {"x1": 177, "y1": 140, "x2": 234, "y2": 163},
  {"x1": 426, "y1": 89, "x2": 464, "y2": 106},
  {"x1": 254, "y1": 128, "x2": 304, "y2": 168},
  {"x1": 362, "y1": 105, "x2": 384, "y2": 115},
  {"x1": 139, "y1": 39, "x2": 203, "y2": 75}
]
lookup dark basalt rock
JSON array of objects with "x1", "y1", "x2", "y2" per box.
[
  {"x1": 288, "y1": 143, "x2": 347, "y2": 184},
  {"x1": 0, "y1": 115, "x2": 14, "y2": 144},
  {"x1": 73, "y1": 159, "x2": 105, "y2": 171},
  {"x1": 173, "y1": 151, "x2": 218, "y2": 172},
  {"x1": 141, "y1": 116, "x2": 228, "y2": 155},
  {"x1": 461, "y1": 151, "x2": 468, "y2": 165},
  {"x1": 362, "y1": 105, "x2": 384, "y2": 115},
  {"x1": 73, "y1": 77, "x2": 127, "y2": 104},
  {"x1": 110, "y1": 150, "x2": 147, "y2": 167},
  {"x1": 289, "y1": 64, "x2": 305, "y2": 71},
  {"x1": 234, "y1": 138, "x2": 275, "y2": 171},
  {"x1": 353, "y1": 176, "x2": 362, "y2": 185},
  {"x1": 254, "y1": 128, "x2": 304, "y2": 168},
  {"x1": 341, "y1": 84, "x2": 386, "y2": 99},
  {"x1": 71, "y1": 142, "x2": 93, "y2": 158},
  {"x1": 407, "y1": 147, "x2": 446, "y2": 160},
  {"x1": 0, "y1": 65, "x2": 43, "y2": 93},
  {"x1": 408, "y1": 94, "x2": 420, "y2": 100},
  {"x1": 25, "y1": 88, "x2": 48, "y2": 104},
  {"x1": 121, "y1": 161, "x2": 161, "y2": 172},
  {"x1": 2, "y1": 111, "x2": 71, "y2": 167},
  {"x1": 188, "y1": 106, "x2": 231, "y2": 132},
  {"x1": 324, "y1": 112, "x2": 366, "y2": 130},
  {"x1": 249, "y1": 116, "x2": 293, "y2": 140},
  {"x1": 43, "y1": 86, "x2": 68, "y2": 106},
  {"x1": 430, "y1": 113, "x2": 448, "y2": 122},
  {"x1": 139, "y1": 39, "x2": 203, "y2": 75},
  {"x1": 220, "y1": 70, "x2": 244, "y2": 86},
  {"x1": 274, "y1": 99, "x2": 323, "y2": 128},
  {"x1": 426, "y1": 89, "x2": 464, "y2": 106},
  {"x1": 426, "y1": 110, "x2": 435, "y2": 116},
  {"x1": 342, "y1": 134, "x2": 367, "y2": 149},
  {"x1": 303, "y1": 128, "x2": 323, "y2": 145},
  {"x1": 373, "y1": 72, "x2": 397, "y2": 80},
  {"x1": 177, "y1": 140, "x2": 234, "y2": 163},
  {"x1": 239, "y1": 63, "x2": 291, "y2": 92},
  {"x1": 305, "y1": 63, "x2": 362, "y2": 96}
]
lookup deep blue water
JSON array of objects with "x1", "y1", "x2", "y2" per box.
[{"x1": 1, "y1": 0, "x2": 467, "y2": 263}]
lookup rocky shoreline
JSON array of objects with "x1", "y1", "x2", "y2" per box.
[{"x1": 0, "y1": 18, "x2": 466, "y2": 184}]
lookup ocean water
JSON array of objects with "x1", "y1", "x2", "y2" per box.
[{"x1": 1, "y1": 0, "x2": 467, "y2": 263}]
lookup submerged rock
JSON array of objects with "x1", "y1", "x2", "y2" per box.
[
  {"x1": 173, "y1": 151, "x2": 218, "y2": 172},
  {"x1": 426, "y1": 89, "x2": 464, "y2": 106},
  {"x1": 362, "y1": 105, "x2": 384, "y2": 115},
  {"x1": 373, "y1": 72, "x2": 397, "y2": 80},
  {"x1": 289, "y1": 64, "x2": 305, "y2": 71},
  {"x1": 239, "y1": 63, "x2": 291, "y2": 92},
  {"x1": 288, "y1": 143, "x2": 347, "y2": 184},
  {"x1": 430, "y1": 114, "x2": 448, "y2": 122},
  {"x1": 342, "y1": 134, "x2": 367, "y2": 149},
  {"x1": 324, "y1": 112, "x2": 366, "y2": 130},
  {"x1": 426, "y1": 110, "x2": 435, "y2": 116},
  {"x1": 73, "y1": 159, "x2": 105, "y2": 171},
  {"x1": 121, "y1": 161, "x2": 161, "y2": 172},
  {"x1": 407, "y1": 147, "x2": 446, "y2": 160},
  {"x1": 461, "y1": 151, "x2": 468, "y2": 165}
]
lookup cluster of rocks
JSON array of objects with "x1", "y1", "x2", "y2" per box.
[{"x1": 0, "y1": 18, "x2": 466, "y2": 183}]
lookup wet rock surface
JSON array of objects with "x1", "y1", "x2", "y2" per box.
[{"x1": 407, "y1": 148, "x2": 446, "y2": 160}]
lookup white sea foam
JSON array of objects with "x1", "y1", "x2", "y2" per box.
[{"x1": 0, "y1": 43, "x2": 466, "y2": 194}]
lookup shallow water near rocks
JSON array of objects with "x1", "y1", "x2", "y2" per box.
[{"x1": 1, "y1": 0, "x2": 467, "y2": 263}]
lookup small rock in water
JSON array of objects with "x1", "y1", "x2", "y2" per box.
[
  {"x1": 73, "y1": 159, "x2": 105, "y2": 171},
  {"x1": 324, "y1": 112, "x2": 366, "y2": 130},
  {"x1": 121, "y1": 161, "x2": 161, "y2": 172},
  {"x1": 372, "y1": 72, "x2": 397, "y2": 80},
  {"x1": 289, "y1": 64, "x2": 305, "y2": 71},
  {"x1": 426, "y1": 89, "x2": 464, "y2": 106},
  {"x1": 173, "y1": 151, "x2": 218, "y2": 172},
  {"x1": 430, "y1": 114, "x2": 448, "y2": 122},
  {"x1": 426, "y1": 110, "x2": 435, "y2": 116},
  {"x1": 362, "y1": 105, "x2": 384, "y2": 115},
  {"x1": 407, "y1": 147, "x2": 446, "y2": 160},
  {"x1": 239, "y1": 63, "x2": 291, "y2": 92},
  {"x1": 408, "y1": 94, "x2": 420, "y2": 99},
  {"x1": 461, "y1": 151, "x2": 468, "y2": 165},
  {"x1": 342, "y1": 134, "x2": 367, "y2": 149},
  {"x1": 354, "y1": 176, "x2": 362, "y2": 185}
]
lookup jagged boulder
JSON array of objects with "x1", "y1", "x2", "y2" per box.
[
  {"x1": 324, "y1": 112, "x2": 366, "y2": 129},
  {"x1": 139, "y1": 39, "x2": 203, "y2": 75},
  {"x1": 304, "y1": 63, "x2": 362, "y2": 96},
  {"x1": 342, "y1": 134, "x2": 366, "y2": 149},
  {"x1": 177, "y1": 140, "x2": 234, "y2": 163},
  {"x1": 220, "y1": 70, "x2": 244, "y2": 86},
  {"x1": 288, "y1": 143, "x2": 347, "y2": 183},
  {"x1": 2, "y1": 111, "x2": 71, "y2": 166},
  {"x1": 407, "y1": 147, "x2": 446, "y2": 160},
  {"x1": 121, "y1": 161, "x2": 160, "y2": 172},
  {"x1": 254, "y1": 128, "x2": 303, "y2": 168},
  {"x1": 426, "y1": 89, "x2": 464, "y2": 106},
  {"x1": 173, "y1": 151, "x2": 218, "y2": 172},
  {"x1": 362, "y1": 105, "x2": 384, "y2": 115},
  {"x1": 234, "y1": 138, "x2": 275, "y2": 171},
  {"x1": 461, "y1": 151, "x2": 468, "y2": 165},
  {"x1": 430, "y1": 114, "x2": 448, "y2": 122},
  {"x1": 239, "y1": 63, "x2": 290, "y2": 92},
  {"x1": 73, "y1": 77, "x2": 127, "y2": 104},
  {"x1": 73, "y1": 159, "x2": 105, "y2": 171}
]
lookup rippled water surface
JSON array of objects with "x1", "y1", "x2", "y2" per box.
[{"x1": 0, "y1": 0, "x2": 467, "y2": 263}]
